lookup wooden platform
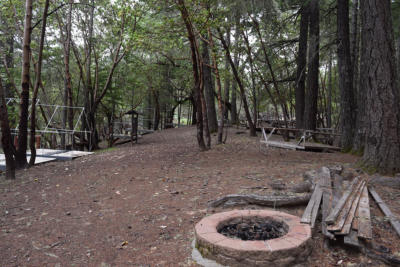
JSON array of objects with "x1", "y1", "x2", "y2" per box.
[
  {"x1": 0, "y1": 156, "x2": 57, "y2": 171},
  {"x1": 0, "y1": 149, "x2": 94, "y2": 170}
]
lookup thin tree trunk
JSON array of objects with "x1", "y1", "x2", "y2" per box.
[
  {"x1": 337, "y1": 0, "x2": 356, "y2": 151},
  {"x1": 304, "y1": 0, "x2": 319, "y2": 130},
  {"x1": 359, "y1": 0, "x2": 400, "y2": 174},
  {"x1": 218, "y1": 28, "x2": 256, "y2": 137},
  {"x1": 327, "y1": 52, "x2": 333, "y2": 129},
  {"x1": 295, "y1": 4, "x2": 309, "y2": 129},
  {"x1": 223, "y1": 26, "x2": 231, "y2": 121},
  {"x1": 15, "y1": 0, "x2": 33, "y2": 169},
  {"x1": 153, "y1": 89, "x2": 160, "y2": 130},
  {"x1": 201, "y1": 40, "x2": 218, "y2": 133},
  {"x1": 231, "y1": 11, "x2": 240, "y2": 125}
]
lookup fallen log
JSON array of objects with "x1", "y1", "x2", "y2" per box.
[{"x1": 208, "y1": 193, "x2": 311, "y2": 208}]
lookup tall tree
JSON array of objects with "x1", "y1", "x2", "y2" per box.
[
  {"x1": 304, "y1": 0, "x2": 319, "y2": 131},
  {"x1": 177, "y1": 0, "x2": 207, "y2": 150},
  {"x1": 202, "y1": 40, "x2": 218, "y2": 133},
  {"x1": 29, "y1": 0, "x2": 50, "y2": 166},
  {"x1": 15, "y1": 0, "x2": 33, "y2": 169},
  {"x1": 359, "y1": 0, "x2": 400, "y2": 174},
  {"x1": 337, "y1": 0, "x2": 355, "y2": 150},
  {"x1": 295, "y1": 3, "x2": 309, "y2": 129}
]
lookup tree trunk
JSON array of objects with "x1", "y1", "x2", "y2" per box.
[
  {"x1": 177, "y1": 0, "x2": 206, "y2": 150},
  {"x1": 337, "y1": 0, "x2": 356, "y2": 151},
  {"x1": 223, "y1": 26, "x2": 231, "y2": 121},
  {"x1": 327, "y1": 52, "x2": 333, "y2": 129},
  {"x1": 15, "y1": 0, "x2": 33, "y2": 169},
  {"x1": 84, "y1": 0, "x2": 94, "y2": 150},
  {"x1": 61, "y1": 0, "x2": 74, "y2": 148},
  {"x1": 230, "y1": 11, "x2": 240, "y2": 125},
  {"x1": 295, "y1": 4, "x2": 309, "y2": 129},
  {"x1": 218, "y1": 28, "x2": 256, "y2": 137},
  {"x1": 29, "y1": 0, "x2": 50, "y2": 166},
  {"x1": 359, "y1": 0, "x2": 400, "y2": 174},
  {"x1": 304, "y1": 0, "x2": 319, "y2": 131},
  {"x1": 208, "y1": 27, "x2": 225, "y2": 144},
  {"x1": 201, "y1": 40, "x2": 218, "y2": 133},
  {"x1": 0, "y1": 79, "x2": 15, "y2": 179},
  {"x1": 352, "y1": 0, "x2": 364, "y2": 152},
  {"x1": 153, "y1": 89, "x2": 160, "y2": 130},
  {"x1": 190, "y1": 95, "x2": 197, "y2": 125}
]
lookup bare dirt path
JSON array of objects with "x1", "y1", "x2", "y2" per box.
[{"x1": 1, "y1": 127, "x2": 397, "y2": 267}]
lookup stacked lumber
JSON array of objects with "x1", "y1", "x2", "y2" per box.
[{"x1": 301, "y1": 167, "x2": 373, "y2": 246}]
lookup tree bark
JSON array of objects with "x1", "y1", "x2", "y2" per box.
[
  {"x1": 304, "y1": 0, "x2": 320, "y2": 131},
  {"x1": 208, "y1": 27, "x2": 224, "y2": 144},
  {"x1": 201, "y1": 40, "x2": 218, "y2": 133},
  {"x1": 61, "y1": 0, "x2": 74, "y2": 148},
  {"x1": 15, "y1": 0, "x2": 33, "y2": 169},
  {"x1": 230, "y1": 11, "x2": 240, "y2": 125},
  {"x1": 337, "y1": 0, "x2": 356, "y2": 151},
  {"x1": 29, "y1": 0, "x2": 50, "y2": 166},
  {"x1": 0, "y1": 79, "x2": 15, "y2": 179},
  {"x1": 295, "y1": 4, "x2": 309, "y2": 129},
  {"x1": 177, "y1": 0, "x2": 206, "y2": 150},
  {"x1": 359, "y1": 0, "x2": 400, "y2": 174},
  {"x1": 223, "y1": 26, "x2": 231, "y2": 121}
]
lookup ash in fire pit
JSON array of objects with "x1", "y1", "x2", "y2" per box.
[{"x1": 217, "y1": 217, "x2": 288, "y2": 241}]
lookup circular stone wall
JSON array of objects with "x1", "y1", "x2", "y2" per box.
[{"x1": 195, "y1": 209, "x2": 312, "y2": 267}]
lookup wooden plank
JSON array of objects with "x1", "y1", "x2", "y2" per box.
[
  {"x1": 344, "y1": 230, "x2": 360, "y2": 247},
  {"x1": 301, "y1": 184, "x2": 322, "y2": 224},
  {"x1": 260, "y1": 140, "x2": 305, "y2": 150},
  {"x1": 310, "y1": 185, "x2": 323, "y2": 228},
  {"x1": 338, "y1": 182, "x2": 365, "y2": 235},
  {"x1": 358, "y1": 186, "x2": 372, "y2": 239},
  {"x1": 369, "y1": 186, "x2": 400, "y2": 238},
  {"x1": 325, "y1": 176, "x2": 360, "y2": 224},
  {"x1": 320, "y1": 167, "x2": 335, "y2": 239},
  {"x1": 327, "y1": 180, "x2": 364, "y2": 232},
  {"x1": 352, "y1": 204, "x2": 360, "y2": 231},
  {"x1": 332, "y1": 174, "x2": 343, "y2": 207}
]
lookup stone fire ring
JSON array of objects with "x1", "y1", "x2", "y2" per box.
[{"x1": 195, "y1": 209, "x2": 312, "y2": 267}]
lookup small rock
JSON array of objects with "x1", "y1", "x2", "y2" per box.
[{"x1": 66, "y1": 212, "x2": 71, "y2": 216}]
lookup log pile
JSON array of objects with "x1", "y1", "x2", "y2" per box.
[{"x1": 301, "y1": 166, "x2": 400, "y2": 247}]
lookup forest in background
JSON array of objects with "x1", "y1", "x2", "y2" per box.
[{"x1": 0, "y1": 0, "x2": 399, "y2": 179}]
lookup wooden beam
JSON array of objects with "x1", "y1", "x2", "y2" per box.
[
  {"x1": 358, "y1": 185, "x2": 372, "y2": 239},
  {"x1": 327, "y1": 180, "x2": 364, "y2": 232},
  {"x1": 337, "y1": 181, "x2": 365, "y2": 235},
  {"x1": 301, "y1": 184, "x2": 322, "y2": 224},
  {"x1": 325, "y1": 176, "x2": 360, "y2": 224},
  {"x1": 369, "y1": 186, "x2": 400, "y2": 238},
  {"x1": 320, "y1": 167, "x2": 335, "y2": 239},
  {"x1": 344, "y1": 230, "x2": 360, "y2": 247}
]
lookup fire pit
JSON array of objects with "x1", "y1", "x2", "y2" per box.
[{"x1": 195, "y1": 209, "x2": 312, "y2": 267}]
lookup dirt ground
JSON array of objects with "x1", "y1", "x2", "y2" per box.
[{"x1": 0, "y1": 126, "x2": 399, "y2": 267}]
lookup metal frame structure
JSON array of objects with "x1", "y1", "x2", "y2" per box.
[{"x1": 4, "y1": 98, "x2": 92, "y2": 150}]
